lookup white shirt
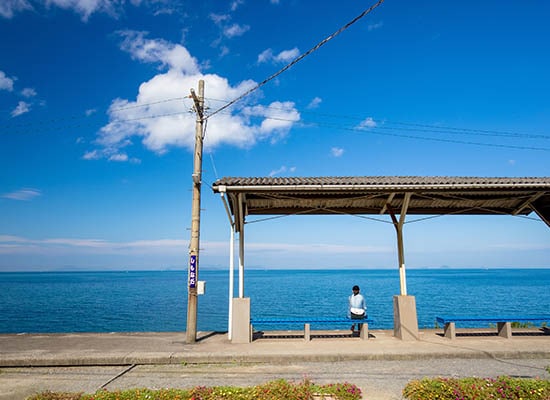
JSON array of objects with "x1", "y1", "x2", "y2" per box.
[{"x1": 348, "y1": 293, "x2": 366, "y2": 315}]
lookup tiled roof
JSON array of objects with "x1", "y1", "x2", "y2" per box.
[
  {"x1": 211, "y1": 176, "x2": 550, "y2": 228},
  {"x1": 213, "y1": 176, "x2": 550, "y2": 189}
]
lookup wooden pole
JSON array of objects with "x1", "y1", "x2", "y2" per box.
[{"x1": 186, "y1": 80, "x2": 204, "y2": 344}]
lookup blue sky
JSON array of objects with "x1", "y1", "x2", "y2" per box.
[{"x1": 1, "y1": 0, "x2": 549, "y2": 271}]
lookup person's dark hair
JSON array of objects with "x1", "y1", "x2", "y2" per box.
[{"x1": 352, "y1": 285, "x2": 360, "y2": 291}]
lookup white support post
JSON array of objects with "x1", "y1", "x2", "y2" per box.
[
  {"x1": 220, "y1": 192, "x2": 236, "y2": 340},
  {"x1": 238, "y1": 194, "x2": 245, "y2": 298},
  {"x1": 397, "y1": 193, "x2": 411, "y2": 296},
  {"x1": 397, "y1": 226, "x2": 407, "y2": 296},
  {"x1": 238, "y1": 227, "x2": 244, "y2": 298},
  {"x1": 228, "y1": 226, "x2": 235, "y2": 340}
]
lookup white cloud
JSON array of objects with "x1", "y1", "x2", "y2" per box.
[
  {"x1": 243, "y1": 101, "x2": 300, "y2": 141},
  {"x1": 0, "y1": 235, "x2": 395, "y2": 261},
  {"x1": 357, "y1": 117, "x2": 377, "y2": 129},
  {"x1": 44, "y1": 0, "x2": 121, "y2": 21},
  {"x1": 269, "y1": 165, "x2": 296, "y2": 177},
  {"x1": 89, "y1": 31, "x2": 300, "y2": 161},
  {"x1": 2, "y1": 188, "x2": 42, "y2": 201},
  {"x1": 230, "y1": 0, "x2": 243, "y2": 11},
  {"x1": 275, "y1": 47, "x2": 299, "y2": 62},
  {"x1": 246, "y1": 241, "x2": 392, "y2": 254},
  {"x1": 1, "y1": 0, "x2": 178, "y2": 20},
  {"x1": 331, "y1": 147, "x2": 344, "y2": 157},
  {"x1": 258, "y1": 47, "x2": 299, "y2": 64},
  {"x1": 223, "y1": 23, "x2": 250, "y2": 38},
  {"x1": 118, "y1": 30, "x2": 200, "y2": 74},
  {"x1": 368, "y1": 21, "x2": 383, "y2": 31},
  {"x1": 0, "y1": 0, "x2": 32, "y2": 18},
  {"x1": 82, "y1": 150, "x2": 100, "y2": 160},
  {"x1": 0, "y1": 235, "x2": 29, "y2": 243},
  {"x1": 307, "y1": 96, "x2": 322, "y2": 109},
  {"x1": 106, "y1": 152, "x2": 140, "y2": 163},
  {"x1": 85, "y1": 108, "x2": 97, "y2": 116},
  {"x1": 21, "y1": 87, "x2": 37, "y2": 97},
  {"x1": 0, "y1": 70, "x2": 15, "y2": 91},
  {"x1": 11, "y1": 101, "x2": 30, "y2": 117},
  {"x1": 209, "y1": 13, "x2": 230, "y2": 25},
  {"x1": 219, "y1": 46, "x2": 230, "y2": 57},
  {"x1": 257, "y1": 48, "x2": 273, "y2": 64},
  {"x1": 108, "y1": 153, "x2": 128, "y2": 162},
  {"x1": 0, "y1": 235, "x2": 189, "y2": 255}
]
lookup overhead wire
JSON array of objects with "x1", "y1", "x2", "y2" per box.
[
  {"x1": 0, "y1": 96, "x2": 192, "y2": 131},
  {"x1": 199, "y1": 106, "x2": 550, "y2": 152},
  {"x1": 109, "y1": 97, "x2": 188, "y2": 112},
  {"x1": 199, "y1": 0, "x2": 385, "y2": 190},
  {"x1": 3, "y1": 97, "x2": 549, "y2": 152},
  {"x1": 363, "y1": 127, "x2": 550, "y2": 152},
  {"x1": 297, "y1": 110, "x2": 550, "y2": 140},
  {"x1": 3, "y1": 0, "x2": 548, "y2": 156},
  {"x1": 205, "y1": 0, "x2": 386, "y2": 120},
  {"x1": 2, "y1": 88, "x2": 549, "y2": 154},
  {"x1": 201, "y1": 96, "x2": 550, "y2": 141},
  {"x1": 256, "y1": 114, "x2": 550, "y2": 152}
]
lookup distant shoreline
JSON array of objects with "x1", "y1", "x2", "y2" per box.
[{"x1": 1, "y1": 266, "x2": 549, "y2": 273}]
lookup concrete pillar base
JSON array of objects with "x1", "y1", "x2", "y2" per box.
[
  {"x1": 443, "y1": 322, "x2": 456, "y2": 339},
  {"x1": 393, "y1": 295, "x2": 419, "y2": 340},
  {"x1": 498, "y1": 321, "x2": 512, "y2": 338},
  {"x1": 231, "y1": 297, "x2": 250, "y2": 343}
]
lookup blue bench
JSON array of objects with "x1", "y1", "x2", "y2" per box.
[
  {"x1": 251, "y1": 317, "x2": 373, "y2": 341},
  {"x1": 436, "y1": 316, "x2": 550, "y2": 339}
]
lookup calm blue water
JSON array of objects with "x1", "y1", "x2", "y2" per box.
[{"x1": 0, "y1": 268, "x2": 548, "y2": 333}]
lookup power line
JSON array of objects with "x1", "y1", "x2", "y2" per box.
[
  {"x1": 202, "y1": 96, "x2": 550, "y2": 140},
  {"x1": 316, "y1": 121, "x2": 550, "y2": 152},
  {"x1": 384, "y1": 120, "x2": 550, "y2": 140},
  {"x1": 299, "y1": 112, "x2": 550, "y2": 140},
  {"x1": 2, "y1": 92, "x2": 549, "y2": 152},
  {"x1": 109, "y1": 97, "x2": 188, "y2": 112},
  {"x1": 0, "y1": 97, "x2": 192, "y2": 131},
  {"x1": 0, "y1": 110, "x2": 193, "y2": 136},
  {"x1": 205, "y1": 0, "x2": 385, "y2": 120},
  {"x1": 202, "y1": 106, "x2": 550, "y2": 151},
  {"x1": 373, "y1": 124, "x2": 550, "y2": 140},
  {"x1": 218, "y1": 111, "x2": 550, "y2": 151}
]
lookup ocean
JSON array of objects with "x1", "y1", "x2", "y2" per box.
[{"x1": 0, "y1": 268, "x2": 548, "y2": 333}]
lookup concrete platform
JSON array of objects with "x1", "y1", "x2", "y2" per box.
[
  {"x1": 1, "y1": 328, "x2": 549, "y2": 367},
  {"x1": 1, "y1": 329, "x2": 549, "y2": 400}
]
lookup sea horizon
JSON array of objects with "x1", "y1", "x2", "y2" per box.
[
  {"x1": 1, "y1": 268, "x2": 549, "y2": 334},
  {"x1": 1, "y1": 265, "x2": 549, "y2": 273}
]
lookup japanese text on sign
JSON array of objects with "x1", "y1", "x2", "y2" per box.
[{"x1": 189, "y1": 255, "x2": 197, "y2": 288}]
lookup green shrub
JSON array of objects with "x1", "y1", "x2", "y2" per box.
[
  {"x1": 403, "y1": 376, "x2": 550, "y2": 400},
  {"x1": 27, "y1": 379, "x2": 362, "y2": 400},
  {"x1": 27, "y1": 393, "x2": 84, "y2": 400}
]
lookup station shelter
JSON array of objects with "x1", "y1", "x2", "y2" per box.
[{"x1": 211, "y1": 176, "x2": 550, "y2": 343}]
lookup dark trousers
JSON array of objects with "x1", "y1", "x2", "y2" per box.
[{"x1": 351, "y1": 314, "x2": 365, "y2": 330}]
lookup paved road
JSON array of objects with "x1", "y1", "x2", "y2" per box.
[{"x1": 2, "y1": 358, "x2": 549, "y2": 400}]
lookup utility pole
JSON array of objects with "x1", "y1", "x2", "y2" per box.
[{"x1": 186, "y1": 80, "x2": 204, "y2": 344}]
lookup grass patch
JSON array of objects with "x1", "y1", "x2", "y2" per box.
[
  {"x1": 27, "y1": 379, "x2": 362, "y2": 400},
  {"x1": 403, "y1": 376, "x2": 550, "y2": 400}
]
